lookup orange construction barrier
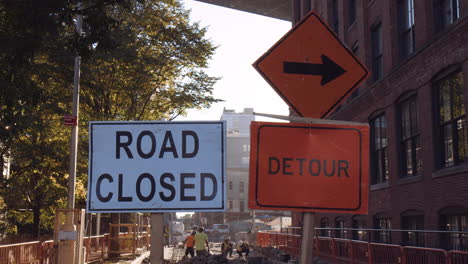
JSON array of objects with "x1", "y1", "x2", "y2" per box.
[{"x1": 403, "y1": 246, "x2": 447, "y2": 264}]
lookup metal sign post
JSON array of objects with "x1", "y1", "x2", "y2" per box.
[
  {"x1": 150, "y1": 213, "x2": 164, "y2": 264},
  {"x1": 59, "y1": 2, "x2": 82, "y2": 263},
  {"x1": 300, "y1": 212, "x2": 315, "y2": 263}
]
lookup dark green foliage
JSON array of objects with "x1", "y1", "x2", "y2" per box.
[{"x1": 0, "y1": 0, "x2": 220, "y2": 237}]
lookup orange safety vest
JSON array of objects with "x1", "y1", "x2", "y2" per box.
[{"x1": 185, "y1": 235, "x2": 195, "y2": 247}]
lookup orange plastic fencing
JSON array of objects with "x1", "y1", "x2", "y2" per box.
[
  {"x1": 403, "y1": 246, "x2": 447, "y2": 264},
  {"x1": 350, "y1": 240, "x2": 369, "y2": 263},
  {"x1": 84, "y1": 235, "x2": 108, "y2": 263},
  {"x1": 255, "y1": 231, "x2": 301, "y2": 258},
  {"x1": 315, "y1": 237, "x2": 335, "y2": 261},
  {"x1": 334, "y1": 238, "x2": 352, "y2": 263},
  {"x1": 449, "y1": 250, "x2": 468, "y2": 264},
  {"x1": 0, "y1": 241, "x2": 45, "y2": 264},
  {"x1": 0, "y1": 229, "x2": 151, "y2": 264},
  {"x1": 369, "y1": 243, "x2": 403, "y2": 264},
  {"x1": 256, "y1": 231, "x2": 468, "y2": 264}
]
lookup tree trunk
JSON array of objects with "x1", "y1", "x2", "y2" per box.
[{"x1": 33, "y1": 207, "x2": 41, "y2": 239}]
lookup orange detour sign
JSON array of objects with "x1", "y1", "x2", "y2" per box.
[
  {"x1": 253, "y1": 12, "x2": 369, "y2": 119},
  {"x1": 249, "y1": 121, "x2": 369, "y2": 214}
]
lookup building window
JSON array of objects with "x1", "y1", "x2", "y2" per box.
[
  {"x1": 435, "y1": 70, "x2": 466, "y2": 168},
  {"x1": 348, "y1": 0, "x2": 356, "y2": 27},
  {"x1": 398, "y1": 0, "x2": 415, "y2": 58},
  {"x1": 241, "y1": 156, "x2": 249, "y2": 165},
  {"x1": 398, "y1": 96, "x2": 421, "y2": 177},
  {"x1": 335, "y1": 217, "x2": 345, "y2": 238},
  {"x1": 242, "y1": 144, "x2": 250, "y2": 152},
  {"x1": 331, "y1": 0, "x2": 339, "y2": 33},
  {"x1": 440, "y1": 207, "x2": 468, "y2": 251},
  {"x1": 229, "y1": 181, "x2": 233, "y2": 190},
  {"x1": 371, "y1": 23, "x2": 383, "y2": 81},
  {"x1": 434, "y1": 0, "x2": 460, "y2": 32},
  {"x1": 352, "y1": 215, "x2": 367, "y2": 241},
  {"x1": 302, "y1": 0, "x2": 311, "y2": 13},
  {"x1": 239, "y1": 181, "x2": 245, "y2": 193},
  {"x1": 401, "y1": 210, "x2": 424, "y2": 246},
  {"x1": 228, "y1": 200, "x2": 233, "y2": 210},
  {"x1": 370, "y1": 113, "x2": 388, "y2": 184},
  {"x1": 319, "y1": 218, "x2": 331, "y2": 237},
  {"x1": 374, "y1": 214, "x2": 392, "y2": 243},
  {"x1": 239, "y1": 200, "x2": 245, "y2": 212}
]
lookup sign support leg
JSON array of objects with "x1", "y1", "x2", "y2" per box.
[
  {"x1": 300, "y1": 212, "x2": 315, "y2": 264},
  {"x1": 150, "y1": 213, "x2": 164, "y2": 264}
]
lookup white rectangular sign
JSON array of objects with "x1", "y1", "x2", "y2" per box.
[{"x1": 87, "y1": 121, "x2": 226, "y2": 213}]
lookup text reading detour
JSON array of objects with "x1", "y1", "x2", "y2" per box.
[
  {"x1": 87, "y1": 122, "x2": 226, "y2": 212},
  {"x1": 268, "y1": 157, "x2": 349, "y2": 177}
]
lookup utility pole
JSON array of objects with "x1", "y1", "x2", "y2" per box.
[
  {"x1": 58, "y1": 2, "x2": 82, "y2": 263},
  {"x1": 67, "y1": 2, "x2": 82, "y2": 212}
]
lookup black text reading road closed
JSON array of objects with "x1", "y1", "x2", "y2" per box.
[{"x1": 95, "y1": 130, "x2": 218, "y2": 203}]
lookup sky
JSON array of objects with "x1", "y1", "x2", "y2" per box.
[
  {"x1": 175, "y1": 0, "x2": 292, "y2": 122},
  {"x1": 174, "y1": 1, "x2": 291, "y2": 217}
]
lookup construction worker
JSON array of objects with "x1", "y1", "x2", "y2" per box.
[
  {"x1": 221, "y1": 237, "x2": 233, "y2": 258},
  {"x1": 183, "y1": 231, "x2": 196, "y2": 258},
  {"x1": 194, "y1": 227, "x2": 210, "y2": 257},
  {"x1": 237, "y1": 240, "x2": 250, "y2": 258}
]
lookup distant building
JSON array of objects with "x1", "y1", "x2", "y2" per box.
[
  {"x1": 193, "y1": 108, "x2": 254, "y2": 227},
  {"x1": 222, "y1": 107, "x2": 254, "y2": 220}
]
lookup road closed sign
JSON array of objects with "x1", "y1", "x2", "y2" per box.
[
  {"x1": 87, "y1": 121, "x2": 226, "y2": 213},
  {"x1": 249, "y1": 121, "x2": 369, "y2": 214}
]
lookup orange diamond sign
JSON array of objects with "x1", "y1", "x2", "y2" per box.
[{"x1": 254, "y1": 12, "x2": 369, "y2": 118}]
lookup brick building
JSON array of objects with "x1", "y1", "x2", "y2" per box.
[
  {"x1": 290, "y1": 0, "x2": 468, "y2": 251},
  {"x1": 196, "y1": 0, "x2": 468, "y2": 250}
]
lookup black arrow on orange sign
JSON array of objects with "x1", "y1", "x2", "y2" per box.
[{"x1": 283, "y1": 54, "x2": 346, "y2": 86}]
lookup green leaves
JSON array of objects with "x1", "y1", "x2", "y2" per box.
[{"x1": 1, "y1": 0, "x2": 219, "y2": 236}]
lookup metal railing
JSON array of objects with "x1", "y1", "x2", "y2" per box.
[
  {"x1": 256, "y1": 227, "x2": 468, "y2": 263},
  {"x1": 0, "y1": 230, "x2": 150, "y2": 264},
  {"x1": 0, "y1": 240, "x2": 54, "y2": 264},
  {"x1": 315, "y1": 227, "x2": 468, "y2": 251}
]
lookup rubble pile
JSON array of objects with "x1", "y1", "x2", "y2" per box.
[
  {"x1": 177, "y1": 255, "x2": 253, "y2": 264},
  {"x1": 255, "y1": 247, "x2": 294, "y2": 263},
  {"x1": 140, "y1": 247, "x2": 296, "y2": 263},
  {"x1": 141, "y1": 257, "x2": 170, "y2": 264},
  {"x1": 140, "y1": 254, "x2": 293, "y2": 264},
  {"x1": 178, "y1": 255, "x2": 228, "y2": 264}
]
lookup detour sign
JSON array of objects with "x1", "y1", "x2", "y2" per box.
[{"x1": 249, "y1": 121, "x2": 369, "y2": 214}]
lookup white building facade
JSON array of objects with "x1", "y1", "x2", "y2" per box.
[{"x1": 221, "y1": 108, "x2": 254, "y2": 216}]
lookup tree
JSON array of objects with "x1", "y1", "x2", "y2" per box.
[
  {"x1": 79, "y1": 0, "x2": 219, "y2": 122},
  {"x1": 2, "y1": 71, "x2": 70, "y2": 236},
  {"x1": 0, "y1": 0, "x2": 220, "y2": 237},
  {"x1": 0, "y1": 0, "x2": 132, "y2": 163}
]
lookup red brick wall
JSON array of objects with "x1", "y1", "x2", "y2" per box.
[{"x1": 289, "y1": 1, "x2": 468, "y2": 241}]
